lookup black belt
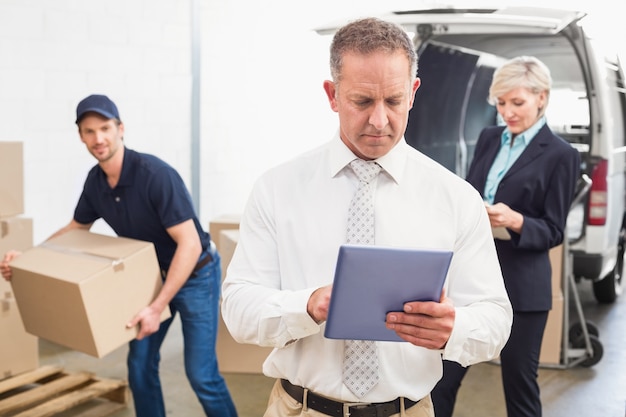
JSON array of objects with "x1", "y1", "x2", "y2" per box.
[
  {"x1": 160, "y1": 252, "x2": 213, "y2": 279},
  {"x1": 280, "y1": 379, "x2": 418, "y2": 417},
  {"x1": 192, "y1": 252, "x2": 212, "y2": 273}
]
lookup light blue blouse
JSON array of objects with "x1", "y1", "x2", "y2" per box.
[{"x1": 484, "y1": 116, "x2": 546, "y2": 204}]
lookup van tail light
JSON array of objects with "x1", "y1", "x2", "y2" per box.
[{"x1": 588, "y1": 159, "x2": 608, "y2": 226}]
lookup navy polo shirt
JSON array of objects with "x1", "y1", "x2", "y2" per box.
[{"x1": 74, "y1": 147, "x2": 210, "y2": 271}]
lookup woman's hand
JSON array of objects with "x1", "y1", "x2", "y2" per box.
[{"x1": 485, "y1": 202, "x2": 524, "y2": 234}]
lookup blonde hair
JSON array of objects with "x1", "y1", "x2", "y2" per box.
[{"x1": 488, "y1": 56, "x2": 552, "y2": 117}]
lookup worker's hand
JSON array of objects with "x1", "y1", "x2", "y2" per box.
[
  {"x1": 127, "y1": 305, "x2": 163, "y2": 340},
  {"x1": 0, "y1": 250, "x2": 22, "y2": 281},
  {"x1": 385, "y1": 289, "x2": 455, "y2": 349},
  {"x1": 307, "y1": 285, "x2": 332, "y2": 323}
]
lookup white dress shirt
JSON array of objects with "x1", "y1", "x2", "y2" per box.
[{"x1": 221, "y1": 134, "x2": 512, "y2": 403}]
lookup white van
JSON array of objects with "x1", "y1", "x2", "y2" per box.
[{"x1": 318, "y1": 6, "x2": 626, "y2": 303}]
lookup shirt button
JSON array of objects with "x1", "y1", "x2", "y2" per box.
[{"x1": 115, "y1": 196, "x2": 121, "y2": 202}]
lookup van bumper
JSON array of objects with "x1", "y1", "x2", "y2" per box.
[{"x1": 572, "y1": 251, "x2": 604, "y2": 280}]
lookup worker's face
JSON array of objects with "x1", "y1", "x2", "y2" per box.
[
  {"x1": 323, "y1": 51, "x2": 420, "y2": 160},
  {"x1": 496, "y1": 87, "x2": 546, "y2": 135},
  {"x1": 78, "y1": 114, "x2": 124, "y2": 163}
]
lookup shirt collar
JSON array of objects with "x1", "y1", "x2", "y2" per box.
[
  {"x1": 329, "y1": 131, "x2": 407, "y2": 183},
  {"x1": 501, "y1": 116, "x2": 546, "y2": 146},
  {"x1": 98, "y1": 146, "x2": 133, "y2": 188}
]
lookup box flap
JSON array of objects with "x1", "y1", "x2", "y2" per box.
[
  {"x1": 11, "y1": 245, "x2": 117, "y2": 283},
  {"x1": 46, "y1": 229, "x2": 154, "y2": 259},
  {"x1": 10, "y1": 229, "x2": 155, "y2": 284}
]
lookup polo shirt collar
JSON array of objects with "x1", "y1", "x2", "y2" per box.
[{"x1": 97, "y1": 146, "x2": 134, "y2": 189}]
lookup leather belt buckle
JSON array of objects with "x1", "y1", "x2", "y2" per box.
[{"x1": 343, "y1": 402, "x2": 369, "y2": 417}]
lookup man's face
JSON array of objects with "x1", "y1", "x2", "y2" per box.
[
  {"x1": 323, "y1": 51, "x2": 420, "y2": 160},
  {"x1": 78, "y1": 113, "x2": 124, "y2": 163}
]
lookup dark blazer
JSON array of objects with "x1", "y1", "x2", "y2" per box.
[{"x1": 466, "y1": 124, "x2": 581, "y2": 311}]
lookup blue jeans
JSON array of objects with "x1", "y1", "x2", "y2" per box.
[{"x1": 127, "y1": 248, "x2": 238, "y2": 417}]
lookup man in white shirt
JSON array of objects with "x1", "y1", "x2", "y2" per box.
[{"x1": 221, "y1": 17, "x2": 512, "y2": 417}]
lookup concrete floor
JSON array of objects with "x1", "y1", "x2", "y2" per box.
[{"x1": 39, "y1": 278, "x2": 626, "y2": 417}]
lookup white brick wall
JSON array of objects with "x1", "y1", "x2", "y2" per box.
[
  {"x1": 0, "y1": 0, "x2": 395, "y2": 243},
  {"x1": 0, "y1": 0, "x2": 195, "y2": 242}
]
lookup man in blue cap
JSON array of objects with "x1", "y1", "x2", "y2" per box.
[{"x1": 1, "y1": 94, "x2": 238, "y2": 417}]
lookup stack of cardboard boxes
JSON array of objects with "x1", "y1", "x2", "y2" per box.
[
  {"x1": 540, "y1": 244, "x2": 565, "y2": 365},
  {"x1": 210, "y1": 214, "x2": 274, "y2": 374},
  {"x1": 0, "y1": 141, "x2": 39, "y2": 379},
  {"x1": 1, "y1": 141, "x2": 170, "y2": 363}
]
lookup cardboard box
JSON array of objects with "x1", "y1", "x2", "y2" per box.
[
  {"x1": 0, "y1": 216, "x2": 33, "y2": 296},
  {"x1": 549, "y1": 244, "x2": 563, "y2": 294},
  {"x1": 539, "y1": 293, "x2": 564, "y2": 365},
  {"x1": 216, "y1": 315, "x2": 272, "y2": 374},
  {"x1": 0, "y1": 295, "x2": 38, "y2": 380},
  {"x1": 539, "y1": 244, "x2": 566, "y2": 365},
  {"x1": 10, "y1": 229, "x2": 171, "y2": 358},
  {"x1": 0, "y1": 142, "x2": 24, "y2": 217},
  {"x1": 219, "y1": 229, "x2": 239, "y2": 281},
  {"x1": 216, "y1": 228, "x2": 272, "y2": 373},
  {"x1": 209, "y1": 214, "x2": 241, "y2": 253}
]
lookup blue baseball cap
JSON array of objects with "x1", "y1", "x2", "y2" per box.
[{"x1": 75, "y1": 94, "x2": 121, "y2": 124}]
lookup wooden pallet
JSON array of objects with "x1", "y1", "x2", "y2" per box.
[{"x1": 0, "y1": 365, "x2": 128, "y2": 417}]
